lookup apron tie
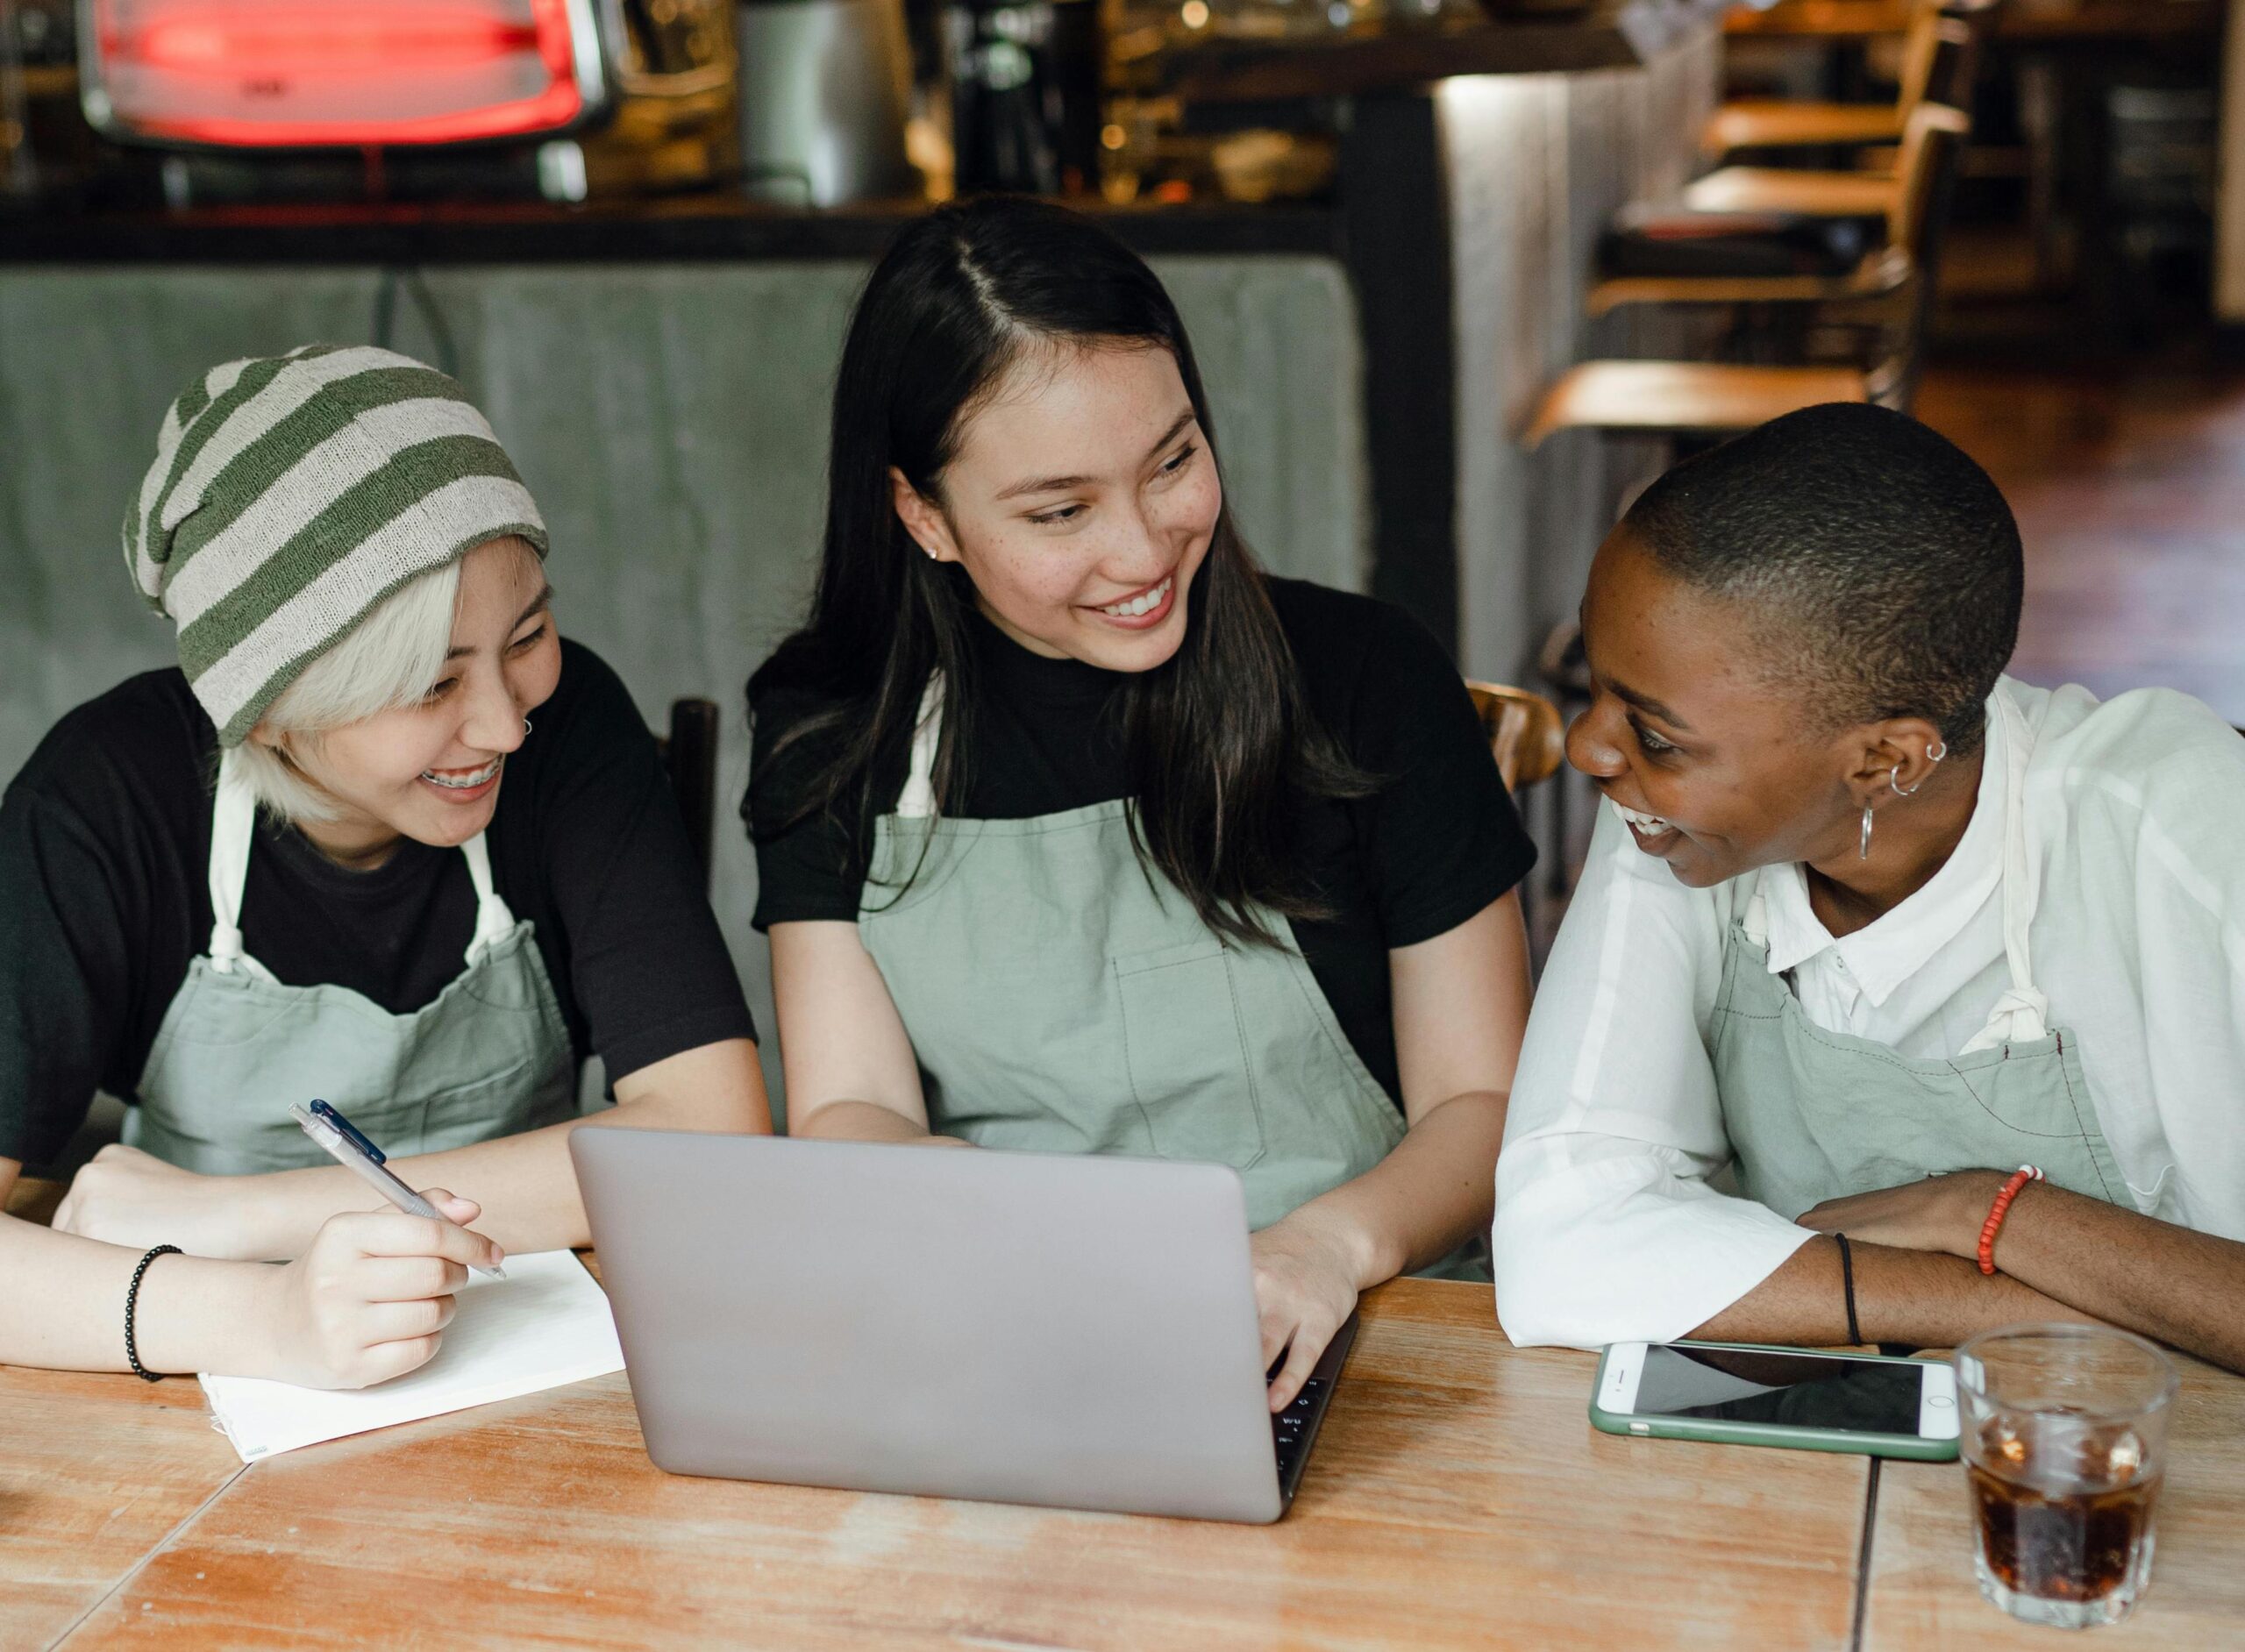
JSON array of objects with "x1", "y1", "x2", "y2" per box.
[{"x1": 1961, "y1": 983, "x2": 2050, "y2": 1053}]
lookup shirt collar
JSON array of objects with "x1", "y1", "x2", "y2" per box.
[{"x1": 1758, "y1": 694, "x2": 2010, "y2": 1005}]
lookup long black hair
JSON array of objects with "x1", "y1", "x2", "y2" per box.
[{"x1": 746, "y1": 196, "x2": 1367, "y2": 947}]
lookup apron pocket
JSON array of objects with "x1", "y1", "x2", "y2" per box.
[
  {"x1": 1114, "y1": 940, "x2": 1267, "y2": 1173},
  {"x1": 410, "y1": 1051, "x2": 571, "y2": 1155}
]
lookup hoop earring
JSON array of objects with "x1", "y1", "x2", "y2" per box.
[
  {"x1": 1860, "y1": 801, "x2": 1875, "y2": 860},
  {"x1": 1888, "y1": 738, "x2": 1948, "y2": 798},
  {"x1": 523, "y1": 717, "x2": 533, "y2": 735}
]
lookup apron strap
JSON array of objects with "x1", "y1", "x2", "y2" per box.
[
  {"x1": 207, "y1": 751, "x2": 275, "y2": 982},
  {"x1": 1963, "y1": 687, "x2": 2049, "y2": 1051},
  {"x1": 894, "y1": 673, "x2": 945, "y2": 821},
  {"x1": 1741, "y1": 869, "x2": 1771, "y2": 949},
  {"x1": 207, "y1": 751, "x2": 516, "y2": 975},
  {"x1": 460, "y1": 831, "x2": 518, "y2": 962}
]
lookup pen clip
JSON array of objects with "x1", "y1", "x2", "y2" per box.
[{"x1": 307, "y1": 1098, "x2": 387, "y2": 1165}]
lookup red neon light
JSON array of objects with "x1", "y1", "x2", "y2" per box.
[
  {"x1": 112, "y1": 17, "x2": 541, "y2": 71},
  {"x1": 94, "y1": 0, "x2": 588, "y2": 146}
]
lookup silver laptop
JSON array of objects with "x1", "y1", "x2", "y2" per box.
[{"x1": 570, "y1": 1129, "x2": 1356, "y2": 1524}]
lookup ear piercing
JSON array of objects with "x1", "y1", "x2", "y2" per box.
[
  {"x1": 1861, "y1": 741, "x2": 1948, "y2": 859},
  {"x1": 1889, "y1": 738, "x2": 1947, "y2": 797}
]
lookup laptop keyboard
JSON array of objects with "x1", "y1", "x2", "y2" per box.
[{"x1": 1271, "y1": 1375, "x2": 1330, "y2": 1492}]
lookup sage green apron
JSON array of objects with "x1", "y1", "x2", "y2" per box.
[
  {"x1": 1711, "y1": 688, "x2": 2127, "y2": 1220},
  {"x1": 858, "y1": 675, "x2": 1429, "y2": 1248},
  {"x1": 124, "y1": 747, "x2": 577, "y2": 1175}
]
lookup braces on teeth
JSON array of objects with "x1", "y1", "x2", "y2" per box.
[{"x1": 423, "y1": 758, "x2": 502, "y2": 789}]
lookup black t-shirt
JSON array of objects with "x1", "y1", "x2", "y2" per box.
[
  {"x1": 0, "y1": 638, "x2": 757, "y2": 1167},
  {"x1": 749, "y1": 578, "x2": 1535, "y2": 1105}
]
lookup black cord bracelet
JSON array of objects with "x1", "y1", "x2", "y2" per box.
[
  {"x1": 125, "y1": 1244, "x2": 182, "y2": 1382},
  {"x1": 1833, "y1": 1232, "x2": 1862, "y2": 1348}
]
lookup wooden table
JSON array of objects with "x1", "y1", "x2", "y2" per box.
[
  {"x1": 1862, "y1": 1348, "x2": 2245, "y2": 1648},
  {"x1": 2, "y1": 1262, "x2": 2238, "y2": 1651}
]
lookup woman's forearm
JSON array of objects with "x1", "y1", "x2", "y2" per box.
[
  {"x1": 0, "y1": 1212, "x2": 270, "y2": 1375},
  {"x1": 792, "y1": 1099, "x2": 970, "y2": 1146},
  {"x1": 182, "y1": 1040, "x2": 772, "y2": 1260},
  {"x1": 253, "y1": 1115, "x2": 593, "y2": 1257},
  {"x1": 1285, "y1": 1090, "x2": 1507, "y2": 1287},
  {"x1": 1695, "y1": 1233, "x2": 2098, "y2": 1349},
  {"x1": 1986, "y1": 1186, "x2": 2245, "y2": 1371}
]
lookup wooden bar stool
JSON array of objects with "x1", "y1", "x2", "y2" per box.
[
  {"x1": 1465, "y1": 681, "x2": 1565, "y2": 794},
  {"x1": 1528, "y1": 98, "x2": 1971, "y2": 445},
  {"x1": 1686, "y1": 21, "x2": 1976, "y2": 213},
  {"x1": 1705, "y1": 0, "x2": 1949, "y2": 158},
  {"x1": 1587, "y1": 100, "x2": 1968, "y2": 320},
  {"x1": 1524, "y1": 361, "x2": 1873, "y2": 448}
]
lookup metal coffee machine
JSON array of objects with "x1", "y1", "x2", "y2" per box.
[{"x1": 733, "y1": 0, "x2": 914, "y2": 207}]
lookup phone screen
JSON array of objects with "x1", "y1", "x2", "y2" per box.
[{"x1": 1631, "y1": 1344, "x2": 1925, "y2": 1435}]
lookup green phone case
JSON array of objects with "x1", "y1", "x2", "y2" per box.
[{"x1": 1588, "y1": 1340, "x2": 1961, "y2": 1462}]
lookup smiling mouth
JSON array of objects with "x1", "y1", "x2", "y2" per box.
[
  {"x1": 421, "y1": 756, "x2": 502, "y2": 791},
  {"x1": 1092, "y1": 574, "x2": 1174, "y2": 619},
  {"x1": 1609, "y1": 797, "x2": 1679, "y2": 842}
]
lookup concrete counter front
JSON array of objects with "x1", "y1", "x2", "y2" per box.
[{"x1": 0, "y1": 9, "x2": 1720, "y2": 1107}]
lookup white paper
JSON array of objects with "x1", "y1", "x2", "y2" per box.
[{"x1": 198, "y1": 1249, "x2": 624, "y2": 1462}]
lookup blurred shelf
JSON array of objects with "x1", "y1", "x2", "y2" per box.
[
  {"x1": 1156, "y1": 0, "x2": 1728, "y2": 104},
  {"x1": 1726, "y1": 1, "x2": 2220, "y2": 41},
  {"x1": 0, "y1": 194, "x2": 1343, "y2": 264}
]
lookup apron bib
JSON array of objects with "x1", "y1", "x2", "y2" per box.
[
  {"x1": 858, "y1": 676, "x2": 1432, "y2": 1251},
  {"x1": 1711, "y1": 690, "x2": 2127, "y2": 1220},
  {"x1": 126, "y1": 749, "x2": 577, "y2": 1174}
]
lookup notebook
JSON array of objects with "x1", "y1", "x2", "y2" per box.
[{"x1": 198, "y1": 1248, "x2": 625, "y2": 1463}]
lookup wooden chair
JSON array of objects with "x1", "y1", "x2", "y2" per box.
[
  {"x1": 1465, "y1": 682, "x2": 1565, "y2": 794},
  {"x1": 1686, "y1": 20, "x2": 1977, "y2": 214},
  {"x1": 1525, "y1": 101, "x2": 1971, "y2": 445},
  {"x1": 1586, "y1": 97, "x2": 1971, "y2": 320},
  {"x1": 654, "y1": 697, "x2": 721, "y2": 889},
  {"x1": 1703, "y1": 0, "x2": 1949, "y2": 158}
]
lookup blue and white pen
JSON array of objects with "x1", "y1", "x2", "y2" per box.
[{"x1": 289, "y1": 1099, "x2": 506, "y2": 1279}]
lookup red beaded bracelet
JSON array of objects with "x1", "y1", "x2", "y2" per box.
[{"x1": 1977, "y1": 1165, "x2": 2044, "y2": 1275}]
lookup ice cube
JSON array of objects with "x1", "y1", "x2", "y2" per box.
[
  {"x1": 2106, "y1": 1429, "x2": 2143, "y2": 1480},
  {"x1": 1992, "y1": 1421, "x2": 2028, "y2": 1468}
]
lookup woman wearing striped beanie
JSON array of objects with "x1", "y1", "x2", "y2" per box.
[{"x1": 0, "y1": 345, "x2": 769, "y2": 1390}]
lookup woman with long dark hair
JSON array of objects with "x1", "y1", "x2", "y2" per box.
[{"x1": 747, "y1": 198, "x2": 1534, "y2": 1406}]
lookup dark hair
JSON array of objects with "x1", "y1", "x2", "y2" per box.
[
  {"x1": 746, "y1": 196, "x2": 1366, "y2": 946},
  {"x1": 1621, "y1": 402, "x2": 2021, "y2": 752}
]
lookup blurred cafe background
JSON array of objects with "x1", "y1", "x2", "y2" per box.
[{"x1": 2, "y1": 0, "x2": 2241, "y2": 1066}]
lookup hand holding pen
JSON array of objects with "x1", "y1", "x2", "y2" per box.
[{"x1": 291, "y1": 1100, "x2": 507, "y2": 1278}]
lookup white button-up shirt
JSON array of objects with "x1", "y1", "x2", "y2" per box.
[{"x1": 1493, "y1": 677, "x2": 2245, "y2": 1349}]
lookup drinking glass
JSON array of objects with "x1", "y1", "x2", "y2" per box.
[{"x1": 1955, "y1": 1325, "x2": 2179, "y2": 1629}]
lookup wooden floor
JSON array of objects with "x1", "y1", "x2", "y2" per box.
[{"x1": 1914, "y1": 359, "x2": 2245, "y2": 725}]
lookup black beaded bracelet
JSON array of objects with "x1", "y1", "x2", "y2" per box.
[
  {"x1": 1833, "y1": 1232, "x2": 1862, "y2": 1348},
  {"x1": 125, "y1": 1243, "x2": 182, "y2": 1382}
]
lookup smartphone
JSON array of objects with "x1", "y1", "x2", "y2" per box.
[{"x1": 1591, "y1": 1340, "x2": 1960, "y2": 1460}]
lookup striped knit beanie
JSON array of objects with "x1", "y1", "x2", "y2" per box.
[{"x1": 125, "y1": 344, "x2": 549, "y2": 746}]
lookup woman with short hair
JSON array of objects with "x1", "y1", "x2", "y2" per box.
[
  {"x1": 0, "y1": 345, "x2": 769, "y2": 1386},
  {"x1": 1494, "y1": 402, "x2": 2245, "y2": 1371},
  {"x1": 749, "y1": 199, "x2": 1536, "y2": 1409}
]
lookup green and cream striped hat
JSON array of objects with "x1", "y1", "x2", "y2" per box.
[{"x1": 125, "y1": 344, "x2": 549, "y2": 746}]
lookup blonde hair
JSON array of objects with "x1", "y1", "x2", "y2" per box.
[{"x1": 233, "y1": 559, "x2": 465, "y2": 824}]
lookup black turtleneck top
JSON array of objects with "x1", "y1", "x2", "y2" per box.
[{"x1": 748, "y1": 578, "x2": 1535, "y2": 1106}]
